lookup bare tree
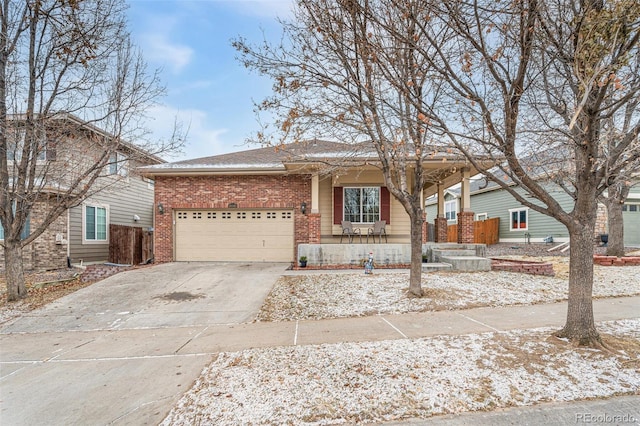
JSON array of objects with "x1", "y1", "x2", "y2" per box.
[
  {"x1": 382, "y1": 0, "x2": 639, "y2": 345},
  {"x1": 599, "y1": 66, "x2": 640, "y2": 256},
  {"x1": 1, "y1": 0, "x2": 182, "y2": 301},
  {"x1": 235, "y1": 0, "x2": 466, "y2": 296},
  {"x1": 238, "y1": 0, "x2": 639, "y2": 345}
]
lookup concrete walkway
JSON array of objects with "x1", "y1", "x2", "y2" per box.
[{"x1": 1, "y1": 264, "x2": 638, "y2": 425}]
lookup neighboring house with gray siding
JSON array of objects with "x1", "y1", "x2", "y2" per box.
[
  {"x1": 1, "y1": 114, "x2": 163, "y2": 270},
  {"x1": 426, "y1": 178, "x2": 640, "y2": 247},
  {"x1": 67, "y1": 168, "x2": 157, "y2": 265}
]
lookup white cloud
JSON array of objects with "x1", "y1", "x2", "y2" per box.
[
  {"x1": 141, "y1": 33, "x2": 193, "y2": 74},
  {"x1": 144, "y1": 105, "x2": 234, "y2": 161}
]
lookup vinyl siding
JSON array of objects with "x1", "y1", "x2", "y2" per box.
[
  {"x1": 470, "y1": 186, "x2": 572, "y2": 242},
  {"x1": 69, "y1": 176, "x2": 154, "y2": 264}
]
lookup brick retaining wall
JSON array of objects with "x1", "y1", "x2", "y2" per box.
[
  {"x1": 491, "y1": 258, "x2": 555, "y2": 276},
  {"x1": 81, "y1": 264, "x2": 132, "y2": 282},
  {"x1": 593, "y1": 255, "x2": 640, "y2": 266}
]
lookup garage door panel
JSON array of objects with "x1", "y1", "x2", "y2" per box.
[{"x1": 175, "y1": 209, "x2": 294, "y2": 262}]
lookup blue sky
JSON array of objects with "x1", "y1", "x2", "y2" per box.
[{"x1": 127, "y1": 0, "x2": 294, "y2": 161}]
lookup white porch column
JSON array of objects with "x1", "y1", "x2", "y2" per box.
[
  {"x1": 311, "y1": 174, "x2": 320, "y2": 214},
  {"x1": 460, "y1": 167, "x2": 471, "y2": 212}
]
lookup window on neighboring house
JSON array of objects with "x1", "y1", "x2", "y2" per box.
[
  {"x1": 476, "y1": 213, "x2": 488, "y2": 221},
  {"x1": 624, "y1": 203, "x2": 638, "y2": 212},
  {"x1": 509, "y1": 207, "x2": 528, "y2": 230},
  {"x1": 142, "y1": 177, "x2": 154, "y2": 189},
  {"x1": 108, "y1": 152, "x2": 129, "y2": 177},
  {"x1": 7, "y1": 129, "x2": 47, "y2": 161},
  {"x1": 84, "y1": 204, "x2": 108, "y2": 242},
  {"x1": 445, "y1": 199, "x2": 457, "y2": 221},
  {"x1": 343, "y1": 187, "x2": 380, "y2": 223},
  {"x1": 0, "y1": 204, "x2": 31, "y2": 241}
]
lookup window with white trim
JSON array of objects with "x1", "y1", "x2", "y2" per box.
[
  {"x1": 445, "y1": 199, "x2": 457, "y2": 221},
  {"x1": 509, "y1": 207, "x2": 528, "y2": 230},
  {"x1": 83, "y1": 204, "x2": 108, "y2": 242},
  {"x1": 344, "y1": 187, "x2": 380, "y2": 223},
  {"x1": 475, "y1": 213, "x2": 488, "y2": 221}
]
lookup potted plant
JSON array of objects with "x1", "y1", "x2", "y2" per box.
[
  {"x1": 299, "y1": 256, "x2": 308, "y2": 267},
  {"x1": 422, "y1": 254, "x2": 428, "y2": 263}
]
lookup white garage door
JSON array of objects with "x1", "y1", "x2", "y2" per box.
[{"x1": 175, "y1": 210, "x2": 294, "y2": 262}]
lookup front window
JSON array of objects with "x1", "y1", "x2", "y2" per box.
[
  {"x1": 445, "y1": 199, "x2": 457, "y2": 221},
  {"x1": 344, "y1": 187, "x2": 380, "y2": 223},
  {"x1": 509, "y1": 207, "x2": 528, "y2": 230},
  {"x1": 84, "y1": 205, "x2": 108, "y2": 242}
]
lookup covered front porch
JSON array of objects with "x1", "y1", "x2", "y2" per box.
[{"x1": 301, "y1": 164, "x2": 482, "y2": 247}]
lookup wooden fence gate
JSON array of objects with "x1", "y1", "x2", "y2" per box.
[
  {"x1": 109, "y1": 224, "x2": 153, "y2": 265},
  {"x1": 447, "y1": 217, "x2": 499, "y2": 245}
]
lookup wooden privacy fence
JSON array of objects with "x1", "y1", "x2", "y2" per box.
[
  {"x1": 109, "y1": 224, "x2": 153, "y2": 265},
  {"x1": 447, "y1": 217, "x2": 499, "y2": 245}
]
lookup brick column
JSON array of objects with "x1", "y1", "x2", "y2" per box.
[
  {"x1": 435, "y1": 217, "x2": 448, "y2": 242},
  {"x1": 457, "y1": 211, "x2": 475, "y2": 244},
  {"x1": 307, "y1": 213, "x2": 321, "y2": 244},
  {"x1": 421, "y1": 213, "x2": 428, "y2": 243}
]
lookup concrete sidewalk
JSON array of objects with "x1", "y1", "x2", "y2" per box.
[{"x1": 1, "y1": 271, "x2": 638, "y2": 426}]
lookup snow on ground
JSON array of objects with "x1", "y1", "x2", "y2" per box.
[
  {"x1": 257, "y1": 266, "x2": 640, "y2": 321},
  {"x1": 163, "y1": 264, "x2": 640, "y2": 425},
  {"x1": 162, "y1": 319, "x2": 640, "y2": 425}
]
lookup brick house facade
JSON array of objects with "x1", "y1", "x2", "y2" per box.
[
  {"x1": 154, "y1": 174, "x2": 312, "y2": 263},
  {"x1": 0, "y1": 198, "x2": 68, "y2": 271}
]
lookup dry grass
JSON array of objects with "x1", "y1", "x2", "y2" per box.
[{"x1": 0, "y1": 269, "x2": 96, "y2": 324}]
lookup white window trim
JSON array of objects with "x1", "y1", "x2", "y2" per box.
[
  {"x1": 82, "y1": 203, "x2": 110, "y2": 244},
  {"x1": 343, "y1": 186, "x2": 381, "y2": 224},
  {"x1": 445, "y1": 199, "x2": 457, "y2": 221},
  {"x1": 475, "y1": 212, "x2": 488, "y2": 221},
  {"x1": 508, "y1": 207, "x2": 529, "y2": 231}
]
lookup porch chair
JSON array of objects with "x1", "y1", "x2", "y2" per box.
[
  {"x1": 367, "y1": 220, "x2": 387, "y2": 243},
  {"x1": 340, "y1": 221, "x2": 362, "y2": 243}
]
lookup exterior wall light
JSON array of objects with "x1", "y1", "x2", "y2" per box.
[
  {"x1": 301, "y1": 202, "x2": 307, "y2": 214},
  {"x1": 158, "y1": 203, "x2": 164, "y2": 215}
]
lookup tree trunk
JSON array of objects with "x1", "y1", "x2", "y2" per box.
[
  {"x1": 408, "y1": 211, "x2": 424, "y2": 297},
  {"x1": 555, "y1": 224, "x2": 601, "y2": 346},
  {"x1": 605, "y1": 200, "x2": 625, "y2": 257},
  {"x1": 4, "y1": 240, "x2": 27, "y2": 301}
]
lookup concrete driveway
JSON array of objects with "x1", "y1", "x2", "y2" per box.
[{"x1": 0, "y1": 262, "x2": 288, "y2": 426}]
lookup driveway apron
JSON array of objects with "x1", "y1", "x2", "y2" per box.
[{"x1": 0, "y1": 262, "x2": 287, "y2": 426}]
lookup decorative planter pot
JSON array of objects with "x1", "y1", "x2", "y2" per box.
[
  {"x1": 299, "y1": 260, "x2": 307, "y2": 267},
  {"x1": 600, "y1": 234, "x2": 608, "y2": 246}
]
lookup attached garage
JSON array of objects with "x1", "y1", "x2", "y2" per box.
[{"x1": 175, "y1": 209, "x2": 295, "y2": 262}]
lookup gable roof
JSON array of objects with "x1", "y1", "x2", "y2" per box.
[
  {"x1": 7, "y1": 112, "x2": 165, "y2": 165},
  {"x1": 139, "y1": 139, "x2": 479, "y2": 177}
]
